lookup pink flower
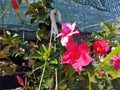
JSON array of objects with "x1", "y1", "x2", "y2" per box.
[
  {"x1": 16, "y1": 76, "x2": 24, "y2": 86},
  {"x1": 98, "y1": 69, "x2": 105, "y2": 76},
  {"x1": 110, "y1": 54, "x2": 120, "y2": 70},
  {"x1": 56, "y1": 21, "x2": 79, "y2": 46},
  {"x1": 61, "y1": 41, "x2": 93, "y2": 74},
  {"x1": 93, "y1": 39, "x2": 109, "y2": 55}
]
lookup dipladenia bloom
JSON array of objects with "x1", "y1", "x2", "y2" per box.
[
  {"x1": 56, "y1": 21, "x2": 79, "y2": 46},
  {"x1": 110, "y1": 54, "x2": 120, "y2": 70},
  {"x1": 93, "y1": 39, "x2": 109, "y2": 55},
  {"x1": 11, "y1": 0, "x2": 21, "y2": 19},
  {"x1": 61, "y1": 41, "x2": 93, "y2": 74},
  {"x1": 16, "y1": 76, "x2": 24, "y2": 86},
  {"x1": 98, "y1": 69, "x2": 105, "y2": 76}
]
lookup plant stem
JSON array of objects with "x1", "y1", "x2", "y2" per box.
[
  {"x1": 38, "y1": 61, "x2": 47, "y2": 90},
  {"x1": 55, "y1": 68, "x2": 58, "y2": 90},
  {"x1": 0, "y1": 3, "x2": 10, "y2": 19},
  {"x1": 88, "y1": 72, "x2": 92, "y2": 90}
]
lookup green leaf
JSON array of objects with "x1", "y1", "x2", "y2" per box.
[
  {"x1": 113, "y1": 23, "x2": 120, "y2": 29},
  {"x1": 44, "y1": 78, "x2": 54, "y2": 89},
  {"x1": 42, "y1": 44, "x2": 51, "y2": 58},
  {"x1": 35, "y1": 26, "x2": 49, "y2": 39},
  {"x1": 30, "y1": 18, "x2": 36, "y2": 26},
  {"x1": 29, "y1": 52, "x2": 43, "y2": 60},
  {"x1": 6, "y1": 31, "x2": 11, "y2": 35},
  {"x1": 9, "y1": 46, "x2": 17, "y2": 55},
  {"x1": 30, "y1": 2, "x2": 45, "y2": 10},
  {"x1": 25, "y1": 9, "x2": 35, "y2": 15},
  {"x1": 38, "y1": 13, "x2": 48, "y2": 21},
  {"x1": 0, "y1": 44, "x2": 8, "y2": 51},
  {"x1": 36, "y1": 29, "x2": 41, "y2": 41},
  {"x1": 33, "y1": 62, "x2": 44, "y2": 70},
  {"x1": 42, "y1": 44, "x2": 47, "y2": 51},
  {"x1": 59, "y1": 83, "x2": 67, "y2": 90},
  {"x1": 100, "y1": 22, "x2": 114, "y2": 32},
  {"x1": 12, "y1": 33, "x2": 19, "y2": 38},
  {"x1": 103, "y1": 45, "x2": 120, "y2": 62},
  {"x1": 29, "y1": 62, "x2": 44, "y2": 75},
  {"x1": 49, "y1": 59, "x2": 58, "y2": 64}
]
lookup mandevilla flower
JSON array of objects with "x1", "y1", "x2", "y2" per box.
[
  {"x1": 56, "y1": 21, "x2": 79, "y2": 46},
  {"x1": 61, "y1": 41, "x2": 93, "y2": 74},
  {"x1": 11, "y1": 0, "x2": 18, "y2": 10},
  {"x1": 16, "y1": 76, "x2": 24, "y2": 86},
  {"x1": 93, "y1": 39, "x2": 109, "y2": 55},
  {"x1": 11, "y1": 0, "x2": 21, "y2": 19},
  {"x1": 110, "y1": 54, "x2": 120, "y2": 70},
  {"x1": 98, "y1": 69, "x2": 105, "y2": 76}
]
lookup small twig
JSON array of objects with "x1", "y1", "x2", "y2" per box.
[
  {"x1": 38, "y1": 61, "x2": 47, "y2": 90},
  {"x1": 55, "y1": 68, "x2": 58, "y2": 90},
  {"x1": 88, "y1": 72, "x2": 92, "y2": 90},
  {"x1": 0, "y1": 3, "x2": 10, "y2": 19}
]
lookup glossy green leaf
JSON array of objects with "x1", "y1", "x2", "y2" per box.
[
  {"x1": 42, "y1": 44, "x2": 47, "y2": 52},
  {"x1": 30, "y1": 18, "x2": 36, "y2": 26},
  {"x1": 113, "y1": 23, "x2": 120, "y2": 29},
  {"x1": 33, "y1": 62, "x2": 44, "y2": 70},
  {"x1": 38, "y1": 13, "x2": 48, "y2": 21},
  {"x1": 49, "y1": 59, "x2": 58, "y2": 64},
  {"x1": 100, "y1": 22, "x2": 114, "y2": 32},
  {"x1": 12, "y1": 33, "x2": 19, "y2": 37},
  {"x1": 103, "y1": 45, "x2": 120, "y2": 62},
  {"x1": 30, "y1": 2, "x2": 45, "y2": 9},
  {"x1": 44, "y1": 78, "x2": 54, "y2": 89},
  {"x1": 9, "y1": 46, "x2": 17, "y2": 55},
  {"x1": 36, "y1": 29, "x2": 41, "y2": 41},
  {"x1": 29, "y1": 52, "x2": 43, "y2": 60},
  {"x1": 59, "y1": 83, "x2": 67, "y2": 90},
  {"x1": 29, "y1": 62, "x2": 44, "y2": 75}
]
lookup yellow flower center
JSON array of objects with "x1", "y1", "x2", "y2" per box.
[{"x1": 96, "y1": 47, "x2": 102, "y2": 51}]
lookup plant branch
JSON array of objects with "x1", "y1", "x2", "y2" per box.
[
  {"x1": 38, "y1": 61, "x2": 47, "y2": 90},
  {"x1": 88, "y1": 72, "x2": 92, "y2": 90}
]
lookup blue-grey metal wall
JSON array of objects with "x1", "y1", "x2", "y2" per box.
[
  {"x1": 0, "y1": 0, "x2": 36, "y2": 30},
  {"x1": 0, "y1": 0, "x2": 120, "y2": 34},
  {"x1": 53, "y1": 0, "x2": 120, "y2": 32}
]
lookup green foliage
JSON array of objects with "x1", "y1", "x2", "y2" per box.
[
  {"x1": 0, "y1": 31, "x2": 21, "y2": 44},
  {"x1": 92, "y1": 75, "x2": 114, "y2": 90},
  {"x1": 25, "y1": 0, "x2": 53, "y2": 26},
  {"x1": 100, "y1": 22, "x2": 120, "y2": 37},
  {"x1": 25, "y1": 0, "x2": 53, "y2": 41},
  {"x1": 0, "y1": 31, "x2": 22, "y2": 57}
]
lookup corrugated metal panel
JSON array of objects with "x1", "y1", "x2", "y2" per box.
[{"x1": 0, "y1": 0, "x2": 37, "y2": 31}]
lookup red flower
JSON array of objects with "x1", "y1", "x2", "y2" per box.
[
  {"x1": 93, "y1": 39, "x2": 109, "y2": 55},
  {"x1": 61, "y1": 41, "x2": 93, "y2": 74},
  {"x1": 16, "y1": 76, "x2": 24, "y2": 86},
  {"x1": 110, "y1": 54, "x2": 120, "y2": 70},
  {"x1": 11, "y1": 0, "x2": 21, "y2": 19},
  {"x1": 11, "y1": 0, "x2": 18, "y2": 10}
]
